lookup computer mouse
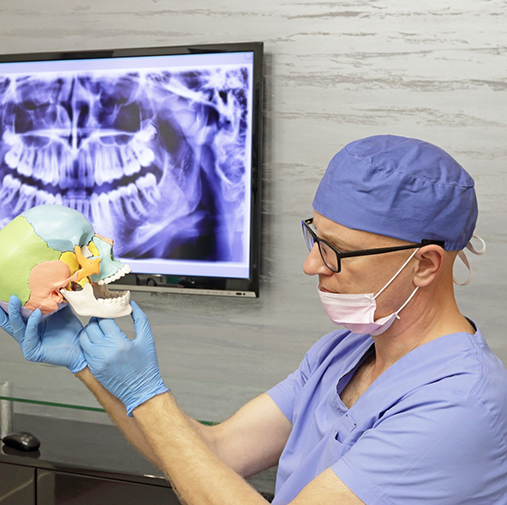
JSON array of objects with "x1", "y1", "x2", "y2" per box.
[{"x1": 2, "y1": 431, "x2": 41, "y2": 452}]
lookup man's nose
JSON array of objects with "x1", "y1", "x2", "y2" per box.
[{"x1": 303, "y1": 244, "x2": 333, "y2": 276}]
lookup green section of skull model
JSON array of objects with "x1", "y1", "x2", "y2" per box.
[
  {"x1": 0, "y1": 204, "x2": 132, "y2": 318},
  {"x1": 0, "y1": 216, "x2": 61, "y2": 304}
]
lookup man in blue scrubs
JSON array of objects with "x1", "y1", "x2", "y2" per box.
[{"x1": 4, "y1": 135, "x2": 507, "y2": 504}]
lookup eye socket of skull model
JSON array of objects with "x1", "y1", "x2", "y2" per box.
[{"x1": 0, "y1": 204, "x2": 132, "y2": 319}]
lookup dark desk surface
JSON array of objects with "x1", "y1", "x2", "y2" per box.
[
  {"x1": 0, "y1": 413, "x2": 168, "y2": 488},
  {"x1": 0, "y1": 413, "x2": 276, "y2": 500}
]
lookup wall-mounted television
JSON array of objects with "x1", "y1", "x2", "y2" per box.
[{"x1": 0, "y1": 42, "x2": 263, "y2": 297}]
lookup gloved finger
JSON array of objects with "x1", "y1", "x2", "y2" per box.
[
  {"x1": 8, "y1": 296, "x2": 26, "y2": 344},
  {"x1": 22, "y1": 309, "x2": 43, "y2": 356},
  {"x1": 97, "y1": 318, "x2": 130, "y2": 343},
  {"x1": 0, "y1": 306, "x2": 12, "y2": 336},
  {"x1": 82, "y1": 319, "x2": 105, "y2": 344},
  {"x1": 130, "y1": 301, "x2": 152, "y2": 344},
  {"x1": 57, "y1": 304, "x2": 83, "y2": 326},
  {"x1": 130, "y1": 300, "x2": 147, "y2": 321},
  {"x1": 79, "y1": 327, "x2": 95, "y2": 356}
]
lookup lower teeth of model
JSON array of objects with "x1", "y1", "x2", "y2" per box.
[{"x1": 98, "y1": 291, "x2": 129, "y2": 304}]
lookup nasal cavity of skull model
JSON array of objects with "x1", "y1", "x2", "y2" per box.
[{"x1": 0, "y1": 204, "x2": 132, "y2": 319}]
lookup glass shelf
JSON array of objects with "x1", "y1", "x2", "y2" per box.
[
  {"x1": 0, "y1": 395, "x2": 218, "y2": 426},
  {"x1": 0, "y1": 395, "x2": 105, "y2": 413}
]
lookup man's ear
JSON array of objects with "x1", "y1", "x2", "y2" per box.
[{"x1": 413, "y1": 245, "x2": 446, "y2": 288}]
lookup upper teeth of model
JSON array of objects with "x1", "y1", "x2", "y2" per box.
[{"x1": 97, "y1": 264, "x2": 132, "y2": 285}]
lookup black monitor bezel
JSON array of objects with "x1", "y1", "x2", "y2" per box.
[{"x1": 0, "y1": 41, "x2": 264, "y2": 297}]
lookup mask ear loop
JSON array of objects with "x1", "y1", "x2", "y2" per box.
[
  {"x1": 393, "y1": 285, "x2": 420, "y2": 321},
  {"x1": 373, "y1": 248, "x2": 419, "y2": 300},
  {"x1": 453, "y1": 234, "x2": 486, "y2": 286},
  {"x1": 370, "y1": 248, "x2": 420, "y2": 325}
]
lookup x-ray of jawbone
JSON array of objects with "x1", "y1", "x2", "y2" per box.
[{"x1": 0, "y1": 66, "x2": 251, "y2": 264}]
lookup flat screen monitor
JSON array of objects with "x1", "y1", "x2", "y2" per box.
[{"x1": 0, "y1": 42, "x2": 263, "y2": 297}]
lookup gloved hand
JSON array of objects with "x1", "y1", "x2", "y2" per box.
[
  {"x1": 80, "y1": 301, "x2": 169, "y2": 416},
  {"x1": 2, "y1": 296, "x2": 87, "y2": 374},
  {"x1": 0, "y1": 303, "x2": 14, "y2": 337}
]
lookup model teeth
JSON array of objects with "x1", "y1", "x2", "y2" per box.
[
  {"x1": 91, "y1": 281, "x2": 130, "y2": 305},
  {"x1": 97, "y1": 264, "x2": 132, "y2": 285},
  {"x1": 62, "y1": 280, "x2": 132, "y2": 318},
  {"x1": 97, "y1": 291, "x2": 130, "y2": 304}
]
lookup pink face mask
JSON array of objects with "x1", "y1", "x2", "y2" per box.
[{"x1": 317, "y1": 249, "x2": 419, "y2": 336}]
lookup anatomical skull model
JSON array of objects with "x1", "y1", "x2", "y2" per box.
[{"x1": 0, "y1": 204, "x2": 132, "y2": 318}]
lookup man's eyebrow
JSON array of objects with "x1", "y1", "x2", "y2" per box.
[{"x1": 315, "y1": 228, "x2": 354, "y2": 252}]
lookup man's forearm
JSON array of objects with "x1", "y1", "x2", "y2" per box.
[
  {"x1": 133, "y1": 392, "x2": 270, "y2": 505},
  {"x1": 75, "y1": 367, "x2": 162, "y2": 467},
  {"x1": 75, "y1": 367, "x2": 222, "y2": 471}
]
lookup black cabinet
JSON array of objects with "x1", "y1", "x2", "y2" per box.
[
  {"x1": 0, "y1": 464, "x2": 180, "y2": 505},
  {"x1": 0, "y1": 461, "x2": 35, "y2": 505},
  {"x1": 37, "y1": 469, "x2": 180, "y2": 505},
  {"x1": 0, "y1": 413, "x2": 274, "y2": 504},
  {"x1": 0, "y1": 414, "x2": 180, "y2": 505}
]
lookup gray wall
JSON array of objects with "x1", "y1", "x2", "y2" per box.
[{"x1": 1, "y1": 1, "x2": 506, "y2": 427}]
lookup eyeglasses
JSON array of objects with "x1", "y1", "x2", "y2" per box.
[{"x1": 302, "y1": 218, "x2": 445, "y2": 273}]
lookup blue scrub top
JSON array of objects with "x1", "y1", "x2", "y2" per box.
[{"x1": 267, "y1": 328, "x2": 507, "y2": 504}]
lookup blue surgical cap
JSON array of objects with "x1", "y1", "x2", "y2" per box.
[{"x1": 313, "y1": 135, "x2": 478, "y2": 251}]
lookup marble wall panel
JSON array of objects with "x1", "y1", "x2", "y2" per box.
[{"x1": 0, "y1": 0, "x2": 505, "y2": 426}]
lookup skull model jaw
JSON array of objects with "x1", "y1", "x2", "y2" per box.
[
  {"x1": 0, "y1": 205, "x2": 132, "y2": 319},
  {"x1": 62, "y1": 277, "x2": 132, "y2": 318}
]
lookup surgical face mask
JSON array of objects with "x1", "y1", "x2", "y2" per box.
[{"x1": 317, "y1": 249, "x2": 419, "y2": 336}]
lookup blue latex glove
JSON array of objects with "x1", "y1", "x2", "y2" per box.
[
  {"x1": 0, "y1": 303, "x2": 14, "y2": 337},
  {"x1": 2, "y1": 296, "x2": 87, "y2": 374},
  {"x1": 80, "y1": 301, "x2": 169, "y2": 416}
]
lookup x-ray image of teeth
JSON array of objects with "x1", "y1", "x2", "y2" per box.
[{"x1": 0, "y1": 66, "x2": 252, "y2": 263}]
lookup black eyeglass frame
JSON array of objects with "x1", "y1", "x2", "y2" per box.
[{"x1": 302, "y1": 218, "x2": 445, "y2": 273}]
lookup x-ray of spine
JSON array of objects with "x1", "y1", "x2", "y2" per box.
[{"x1": 0, "y1": 66, "x2": 251, "y2": 263}]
